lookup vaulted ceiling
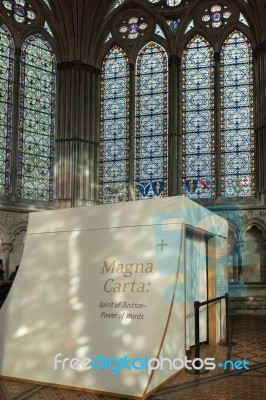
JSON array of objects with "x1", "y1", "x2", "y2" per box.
[{"x1": 43, "y1": 0, "x2": 266, "y2": 63}]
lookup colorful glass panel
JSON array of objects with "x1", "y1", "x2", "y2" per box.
[
  {"x1": 185, "y1": 20, "x2": 194, "y2": 34},
  {"x1": 239, "y1": 13, "x2": 249, "y2": 27},
  {"x1": 155, "y1": 24, "x2": 166, "y2": 38},
  {"x1": 202, "y1": 4, "x2": 231, "y2": 29},
  {"x1": 182, "y1": 35, "x2": 215, "y2": 199},
  {"x1": 100, "y1": 46, "x2": 130, "y2": 203},
  {"x1": 0, "y1": 25, "x2": 14, "y2": 197},
  {"x1": 220, "y1": 31, "x2": 255, "y2": 197},
  {"x1": 119, "y1": 17, "x2": 148, "y2": 40},
  {"x1": 18, "y1": 34, "x2": 56, "y2": 201},
  {"x1": 167, "y1": 19, "x2": 180, "y2": 34},
  {"x1": 135, "y1": 42, "x2": 168, "y2": 199},
  {"x1": 44, "y1": 21, "x2": 53, "y2": 36},
  {"x1": 3, "y1": 1, "x2": 36, "y2": 24},
  {"x1": 167, "y1": 0, "x2": 182, "y2": 6}
]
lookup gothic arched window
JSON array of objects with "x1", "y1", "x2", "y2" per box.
[
  {"x1": 100, "y1": 1, "x2": 255, "y2": 204},
  {"x1": 0, "y1": 0, "x2": 56, "y2": 204},
  {"x1": 135, "y1": 41, "x2": 168, "y2": 200},
  {"x1": 0, "y1": 25, "x2": 14, "y2": 197},
  {"x1": 100, "y1": 46, "x2": 130, "y2": 204},
  {"x1": 18, "y1": 34, "x2": 56, "y2": 201},
  {"x1": 100, "y1": 41, "x2": 168, "y2": 203},
  {"x1": 182, "y1": 35, "x2": 215, "y2": 199},
  {"x1": 220, "y1": 30, "x2": 255, "y2": 197}
]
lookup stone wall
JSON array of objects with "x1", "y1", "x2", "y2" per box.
[{"x1": 0, "y1": 210, "x2": 28, "y2": 279}]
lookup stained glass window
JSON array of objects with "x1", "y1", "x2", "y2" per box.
[
  {"x1": 118, "y1": 17, "x2": 148, "y2": 40},
  {"x1": 167, "y1": 0, "x2": 182, "y2": 6},
  {"x1": 167, "y1": 19, "x2": 180, "y2": 34},
  {"x1": 185, "y1": 20, "x2": 194, "y2": 34},
  {"x1": 202, "y1": 5, "x2": 231, "y2": 29},
  {"x1": 44, "y1": 21, "x2": 53, "y2": 36},
  {"x1": 100, "y1": 46, "x2": 130, "y2": 203},
  {"x1": 105, "y1": 32, "x2": 112, "y2": 43},
  {"x1": 135, "y1": 42, "x2": 168, "y2": 199},
  {"x1": 18, "y1": 34, "x2": 56, "y2": 201},
  {"x1": 239, "y1": 13, "x2": 249, "y2": 26},
  {"x1": 220, "y1": 31, "x2": 255, "y2": 197},
  {"x1": 2, "y1": 0, "x2": 37, "y2": 24},
  {"x1": 155, "y1": 24, "x2": 166, "y2": 38},
  {"x1": 0, "y1": 25, "x2": 14, "y2": 197},
  {"x1": 182, "y1": 35, "x2": 215, "y2": 199}
]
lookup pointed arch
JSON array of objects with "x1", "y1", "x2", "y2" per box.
[
  {"x1": 0, "y1": 24, "x2": 14, "y2": 197},
  {"x1": 220, "y1": 30, "x2": 255, "y2": 197},
  {"x1": 100, "y1": 45, "x2": 130, "y2": 203},
  {"x1": 182, "y1": 34, "x2": 215, "y2": 199},
  {"x1": 135, "y1": 41, "x2": 168, "y2": 199},
  {"x1": 17, "y1": 34, "x2": 56, "y2": 201}
]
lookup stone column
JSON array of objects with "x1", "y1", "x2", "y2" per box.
[
  {"x1": 10, "y1": 48, "x2": 21, "y2": 200},
  {"x1": 129, "y1": 63, "x2": 135, "y2": 201},
  {"x1": 55, "y1": 61, "x2": 100, "y2": 208},
  {"x1": 254, "y1": 43, "x2": 266, "y2": 197},
  {"x1": 1, "y1": 243, "x2": 12, "y2": 280},
  {"x1": 168, "y1": 55, "x2": 181, "y2": 196},
  {"x1": 236, "y1": 241, "x2": 245, "y2": 281},
  {"x1": 214, "y1": 52, "x2": 221, "y2": 197}
]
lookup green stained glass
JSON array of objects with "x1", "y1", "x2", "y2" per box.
[
  {"x1": 0, "y1": 25, "x2": 14, "y2": 197},
  {"x1": 182, "y1": 35, "x2": 215, "y2": 199},
  {"x1": 100, "y1": 46, "x2": 130, "y2": 203},
  {"x1": 135, "y1": 42, "x2": 168, "y2": 199},
  {"x1": 18, "y1": 34, "x2": 56, "y2": 201},
  {"x1": 220, "y1": 31, "x2": 255, "y2": 197}
]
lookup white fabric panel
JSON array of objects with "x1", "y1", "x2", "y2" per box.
[
  {"x1": 185, "y1": 233, "x2": 207, "y2": 350},
  {"x1": 0, "y1": 196, "x2": 228, "y2": 398},
  {"x1": 27, "y1": 196, "x2": 228, "y2": 239},
  {"x1": 146, "y1": 228, "x2": 186, "y2": 394}
]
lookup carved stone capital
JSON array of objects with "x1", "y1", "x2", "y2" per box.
[{"x1": 1, "y1": 243, "x2": 13, "y2": 252}]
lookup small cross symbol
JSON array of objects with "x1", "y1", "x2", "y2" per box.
[{"x1": 157, "y1": 239, "x2": 168, "y2": 251}]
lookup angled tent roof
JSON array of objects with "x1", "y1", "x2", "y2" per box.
[{"x1": 0, "y1": 196, "x2": 228, "y2": 399}]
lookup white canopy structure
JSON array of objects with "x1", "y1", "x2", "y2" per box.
[{"x1": 0, "y1": 196, "x2": 228, "y2": 399}]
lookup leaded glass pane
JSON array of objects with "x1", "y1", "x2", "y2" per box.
[
  {"x1": 155, "y1": 24, "x2": 166, "y2": 38},
  {"x1": 182, "y1": 35, "x2": 215, "y2": 199},
  {"x1": 167, "y1": 0, "x2": 182, "y2": 6},
  {"x1": 18, "y1": 34, "x2": 56, "y2": 201},
  {"x1": 0, "y1": 25, "x2": 14, "y2": 197},
  {"x1": 44, "y1": 21, "x2": 53, "y2": 36},
  {"x1": 239, "y1": 13, "x2": 249, "y2": 27},
  {"x1": 100, "y1": 46, "x2": 130, "y2": 203},
  {"x1": 185, "y1": 20, "x2": 194, "y2": 34},
  {"x1": 135, "y1": 42, "x2": 168, "y2": 199},
  {"x1": 220, "y1": 31, "x2": 255, "y2": 197}
]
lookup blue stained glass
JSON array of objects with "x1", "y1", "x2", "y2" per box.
[
  {"x1": 18, "y1": 34, "x2": 56, "y2": 201},
  {"x1": 220, "y1": 31, "x2": 255, "y2": 197},
  {"x1": 100, "y1": 46, "x2": 130, "y2": 203},
  {"x1": 182, "y1": 35, "x2": 215, "y2": 199},
  {"x1": 135, "y1": 42, "x2": 168, "y2": 200},
  {"x1": 0, "y1": 25, "x2": 14, "y2": 197}
]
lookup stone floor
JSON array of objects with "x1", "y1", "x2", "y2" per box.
[{"x1": 0, "y1": 315, "x2": 265, "y2": 400}]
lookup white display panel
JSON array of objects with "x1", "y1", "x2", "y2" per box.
[{"x1": 0, "y1": 196, "x2": 228, "y2": 398}]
